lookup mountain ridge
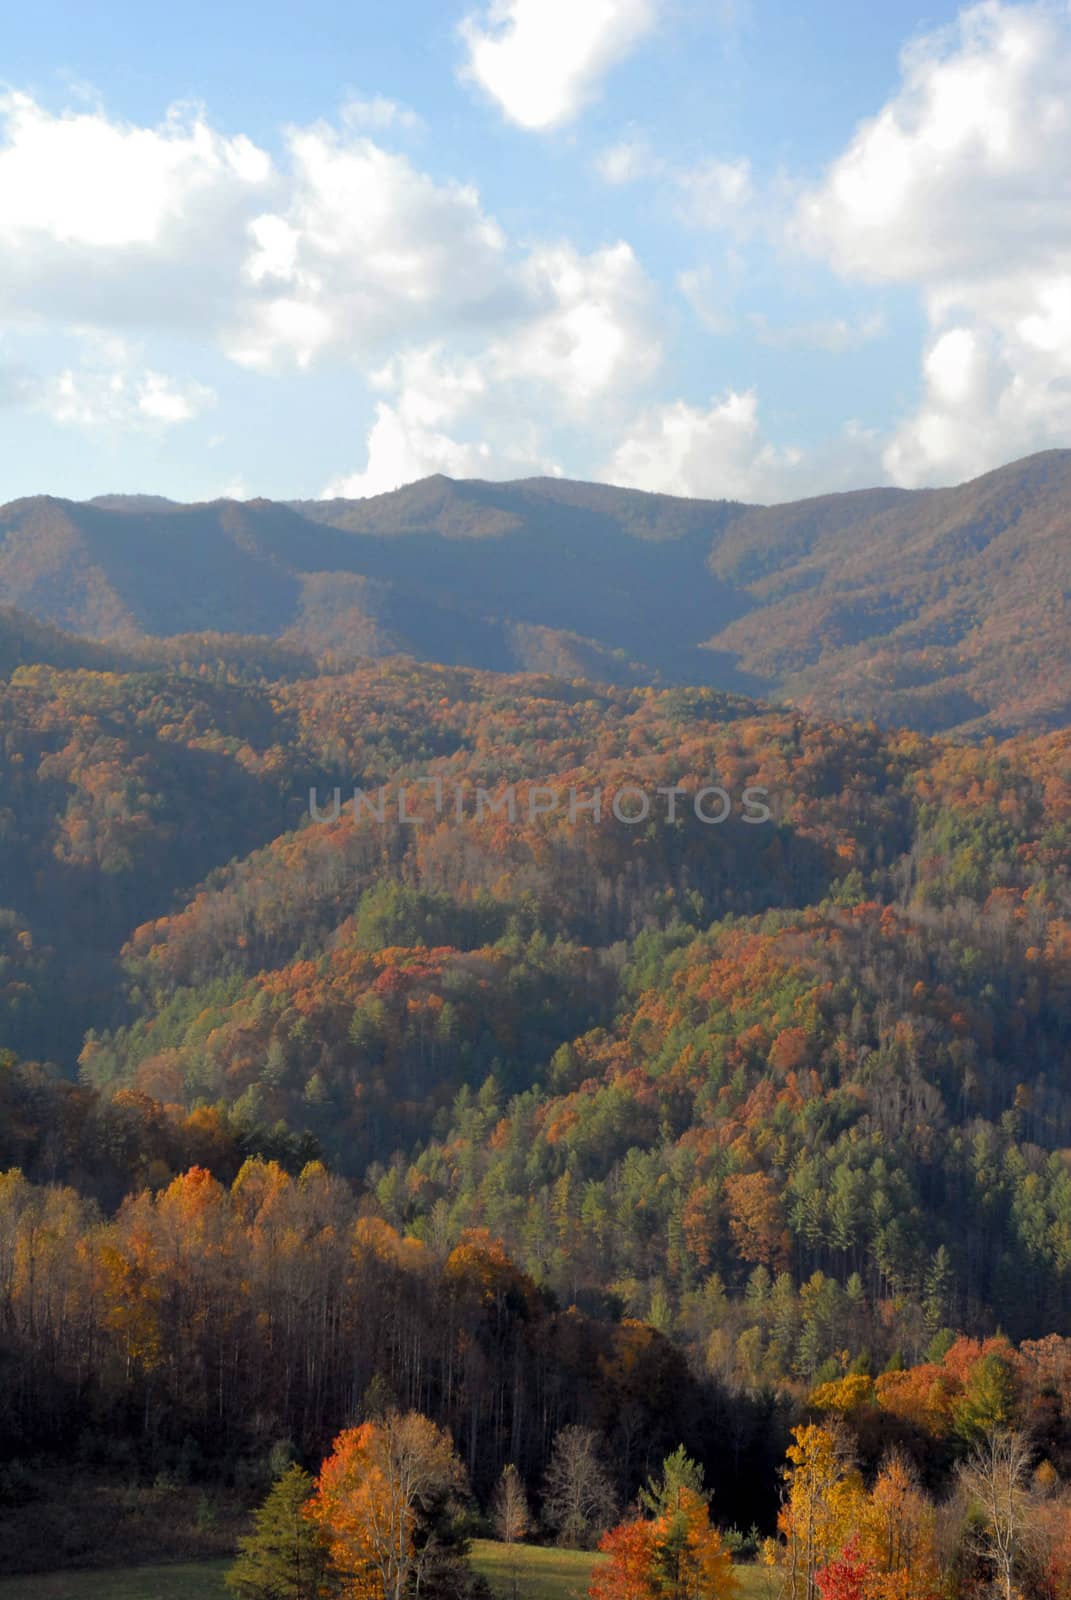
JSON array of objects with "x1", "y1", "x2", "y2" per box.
[{"x1": 3, "y1": 447, "x2": 1070, "y2": 734}]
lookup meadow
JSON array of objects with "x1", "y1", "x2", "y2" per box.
[{"x1": 0, "y1": 1544, "x2": 767, "y2": 1600}]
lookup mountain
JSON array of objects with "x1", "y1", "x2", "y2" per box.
[
  {"x1": 6, "y1": 583, "x2": 1071, "y2": 1575},
  {"x1": 0, "y1": 604, "x2": 129, "y2": 675},
  {"x1": 3, "y1": 448, "x2": 1070, "y2": 732}
]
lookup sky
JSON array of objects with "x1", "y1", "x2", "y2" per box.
[{"x1": 1, "y1": 0, "x2": 1070, "y2": 505}]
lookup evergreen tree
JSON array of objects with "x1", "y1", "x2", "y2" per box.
[
  {"x1": 227, "y1": 1465, "x2": 329, "y2": 1600},
  {"x1": 640, "y1": 1446, "x2": 707, "y2": 1517}
]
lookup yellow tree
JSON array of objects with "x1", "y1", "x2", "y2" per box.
[
  {"x1": 777, "y1": 1424, "x2": 863, "y2": 1600},
  {"x1": 856, "y1": 1456, "x2": 941, "y2": 1600}
]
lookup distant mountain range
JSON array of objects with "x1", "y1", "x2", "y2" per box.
[{"x1": 3, "y1": 448, "x2": 1070, "y2": 735}]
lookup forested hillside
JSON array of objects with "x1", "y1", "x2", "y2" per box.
[
  {"x1": 3, "y1": 449, "x2": 1071, "y2": 733},
  {"x1": 5, "y1": 615, "x2": 1071, "y2": 1584}
]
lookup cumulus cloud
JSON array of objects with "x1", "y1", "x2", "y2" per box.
[
  {"x1": 323, "y1": 243, "x2": 659, "y2": 495},
  {"x1": 323, "y1": 403, "x2": 553, "y2": 497},
  {"x1": 0, "y1": 92, "x2": 274, "y2": 332},
  {"x1": 0, "y1": 86, "x2": 671, "y2": 480},
  {"x1": 227, "y1": 124, "x2": 513, "y2": 371},
  {"x1": 459, "y1": 0, "x2": 659, "y2": 130},
  {"x1": 0, "y1": 90, "x2": 515, "y2": 377},
  {"x1": 798, "y1": 0, "x2": 1071, "y2": 486},
  {"x1": 40, "y1": 362, "x2": 215, "y2": 430},
  {"x1": 499, "y1": 241, "x2": 660, "y2": 407},
  {"x1": 605, "y1": 391, "x2": 887, "y2": 502},
  {"x1": 323, "y1": 348, "x2": 559, "y2": 494},
  {"x1": 606, "y1": 390, "x2": 800, "y2": 501}
]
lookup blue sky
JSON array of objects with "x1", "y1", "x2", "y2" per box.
[{"x1": 1, "y1": 0, "x2": 1070, "y2": 504}]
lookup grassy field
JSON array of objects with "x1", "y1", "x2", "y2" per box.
[
  {"x1": 0, "y1": 1543, "x2": 768, "y2": 1599},
  {"x1": 0, "y1": 1561, "x2": 231, "y2": 1600},
  {"x1": 467, "y1": 1543, "x2": 771, "y2": 1600},
  {"x1": 471, "y1": 1538, "x2": 604, "y2": 1600}
]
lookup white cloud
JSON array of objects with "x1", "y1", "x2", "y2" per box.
[
  {"x1": 594, "y1": 135, "x2": 660, "y2": 184},
  {"x1": 459, "y1": 0, "x2": 659, "y2": 130},
  {"x1": 39, "y1": 362, "x2": 215, "y2": 430},
  {"x1": 674, "y1": 157, "x2": 752, "y2": 229},
  {"x1": 606, "y1": 392, "x2": 887, "y2": 502},
  {"x1": 218, "y1": 476, "x2": 251, "y2": 500},
  {"x1": 323, "y1": 339, "x2": 563, "y2": 495},
  {"x1": 0, "y1": 87, "x2": 671, "y2": 495},
  {"x1": 226, "y1": 124, "x2": 512, "y2": 371},
  {"x1": 593, "y1": 135, "x2": 753, "y2": 233},
  {"x1": 0, "y1": 91, "x2": 270, "y2": 251},
  {"x1": 606, "y1": 390, "x2": 800, "y2": 501},
  {"x1": 883, "y1": 314, "x2": 1071, "y2": 485},
  {"x1": 370, "y1": 344, "x2": 489, "y2": 427},
  {"x1": 325, "y1": 404, "x2": 514, "y2": 496},
  {"x1": 341, "y1": 95, "x2": 422, "y2": 133},
  {"x1": 0, "y1": 92, "x2": 274, "y2": 333},
  {"x1": 797, "y1": 3, "x2": 1071, "y2": 283},
  {"x1": 798, "y1": 1, "x2": 1071, "y2": 486},
  {"x1": 676, "y1": 265, "x2": 734, "y2": 334},
  {"x1": 322, "y1": 243, "x2": 660, "y2": 494},
  {"x1": 498, "y1": 241, "x2": 660, "y2": 408}
]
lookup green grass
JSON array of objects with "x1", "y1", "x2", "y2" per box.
[
  {"x1": 0, "y1": 1541, "x2": 767, "y2": 1600},
  {"x1": 471, "y1": 1538, "x2": 605, "y2": 1600},
  {"x1": 470, "y1": 1539, "x2": 768, "y2": 1600},
  {"x1": 0, "y1": 1560, "x2": 231, "y2": 1600}
]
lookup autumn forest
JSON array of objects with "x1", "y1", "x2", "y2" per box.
[{"x1": 4, "y1": 509, "x2": 1071, "y2": 1598}]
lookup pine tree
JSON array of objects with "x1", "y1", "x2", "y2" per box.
[
  {"x1": 226, "y1": 1464, "x2": 329, "y2": 1600},
  {"x1": 640, "y1": 1446, "x2": 707, "y2": 1517}
]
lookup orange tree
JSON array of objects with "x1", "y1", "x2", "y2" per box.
[
  {"x1": 308, "y1": 1410, "x2": 469, "y2": 1600},
  {"x1": 590, "y1": 1448, "x2": 738, "y2": 1600}
]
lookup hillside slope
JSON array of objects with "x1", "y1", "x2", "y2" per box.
[{"x1": 2, "y1": 449, "x2": 1070, "y2": 732}]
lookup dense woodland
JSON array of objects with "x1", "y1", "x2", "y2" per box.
[{"x1": 5, "y1": 617, "x2": 1071, "y2": 1591}]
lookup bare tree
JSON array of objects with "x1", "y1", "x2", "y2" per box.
[
  {"x1": 957, "y1": 1428, "x2": 1035, "y2": 1600},
  {"x1": 541, "y1": 1426, "x2": 617, "y2": 1550},
  {"x1": 492, "y1": 1464, "x2": 531, "y2": 1600}
]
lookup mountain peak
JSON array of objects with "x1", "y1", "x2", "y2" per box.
[{"x1": 3, "y1": 450, "x2": 1071, "y2": 735}]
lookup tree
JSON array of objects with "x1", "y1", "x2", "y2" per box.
[
  {"x1": 777, "y1": 1424, "x2": 863, "y2": 1600},
  {"x1": 542, "y1": 1426, "x2": 618, "y2": 1549},
  {"x1": 958, "y1": 1429, "x2": 1035, "y2": 1600},
  {"x1": 591, "y1": 1520, "x2": 659, "y2": 1600},
  {"x1": 857, "y1": 1455, "x2": 941, "y2": 1600},
  {"x1": 591, "y1": 1488, "x2": 737, "y2": 1600},
  {"x1": 640, "y1": 1447, "x2": 706, "y2": 1517},
  {"x1": 492, "y1": 1465, "x2": 531, "y2": 1600},
  {"x1": 309, "y1": 1411, "x2": 467, "y2": 1600},
  {"x1": 226, "y1": 1465, "x2": 329, "y2": 1600},
  {"x1": 815, "y1": 1537, "x2": 870, "y2": 1600},
  {"x1": 953, "y1": 1351, "x2": 1019, "y2": 1448},
  {"x1": 651, "y1": 1486, "x2": 738, "y2": 1600}
]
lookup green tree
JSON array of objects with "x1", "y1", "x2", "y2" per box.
[
  {"x1": 954, "y1": 1352, "x2": 1019, "y2": 1448},
  {"x1": 640, "y1": 1446, "x2": 707, "y2": 1517},
  {"x1": 227, "y1": 1464, "x2": 329, "y2": 1600}
]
